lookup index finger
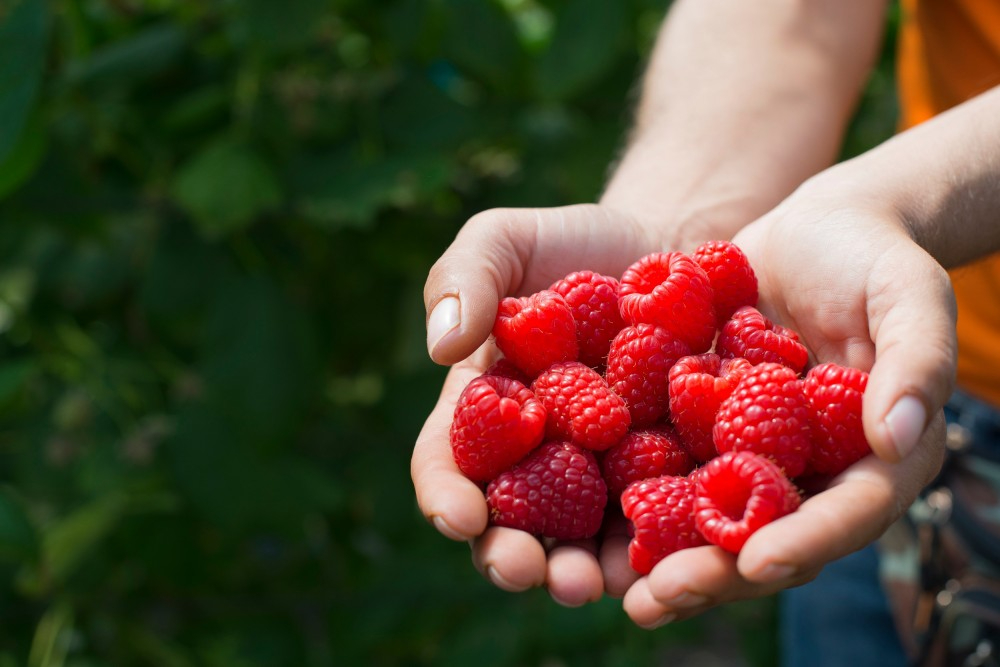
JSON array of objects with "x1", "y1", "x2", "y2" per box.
[{"x1": 737, "y1": 412, "x2": 945, "y2": 582}]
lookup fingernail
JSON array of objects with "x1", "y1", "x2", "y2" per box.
[
  {"x1": 432, "y1": 515, "x2": 466, "y2": 542},
  {"x1": 753, "y1": 563, "x2": 795, "y2": 583},
  {"x1": 885, "y1": 395, "x2": 926, "y2": 460},
  {"x1": 427, "y1": 296, "x2": 461, "y2": 359},
  {"x1": 549, "y1": 590, "x2": 586, "y2": 609},
  {"x1": 641, "y1": 612, "x2": 677, "y2": 630},
  {"x1": 663, "y1": 591, "x2": 709, "y2": 609},
  {"x1": 487, "y1": 565, "x2": 527, "y2": 592}
]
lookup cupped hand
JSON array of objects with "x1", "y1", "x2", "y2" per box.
[
  {"x1": 412, "y1": 204, "x2": 667, "y2": 606},
  {"x1": 623, "y1": 191, "x2": 957, "y2": 627}
]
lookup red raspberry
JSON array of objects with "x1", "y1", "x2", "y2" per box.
[
  {"x1": 486, "y1": 441, "x2": 607, "y2": 540},
  {"x1": 450, "y1": 375, "x2": 547, "y2": 483},
  {"x1": 618, "y1": 252, "x2": 716, "y2": 353},
  {"x1": 601, "y1": 425, "x2": 695, "y2": 499},
  {"x1": 605, "y1": 324, "x2": 691, "y2": 427},
  {"x1": 713, "y1": 362, "x2": 813, "y2": 477},
  {"x1": 716, "y1": 306, "x2": 809, "y2": 373},
  {"x1": 803, "y1": 362, "x2": 872, "y2": 476},
  {"x1": 691, "y1": 240, "x2": 759, "y2": 326},
  {"x1": 483, "y1": 358, "x2": 531, "y2": 385},
  {"x1": 531, "y1": 361, "x2": 631, "y2": 451},
  {"x1": 668, "y1": 353, "x2": 754, "y2": 463},
  {"x1": 621, "y1": 475, "x2": 707, "y2": 574},
  {"x1": 550, "y1": 270, "x2": 626, "y2": 368},
  {"x1": 493, "y1": 290, "x2": 578, "y2": 377},
  {"x1": 694, "y1": 451, "x2": 801, "y2": 554}
]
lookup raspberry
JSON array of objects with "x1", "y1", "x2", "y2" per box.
[
  {"x1": 486, "y1": 441, "x2": 607, "y2": 540},
  {"x1": 450, "y1": 375, "x2": 547, "y2": 483},
  {"x1": 550, "y1": 270, "x2": 626, "y2": 368},
  {"x1": 621, "y1": 475, "x2": 707, "y2": 574},
  {"x1": 605, "y1": 324, "x2": 691, "y2": 427},
  {"x1": 716, "y1": 306, "x2": 809, "y2": 374},
  {"x1": 483, "y1": 358, "x2": 532, "y2": 385},
  {"x1": 691, "y1": 240, "x2": 759, "y2": 326},
  {"x1": 668, "y1": 353, "x2": 753, "y2": 463},
  {"x1": 803, "y1": 362, "x2": 872, "y2": 476},
  {"x1": 531, "y1": 361, "x2": 631, "y2": 451},
  {"x1": 601, "y1": 425, "x2": 695, "y2": 499},
  {"x1": 694, "y1": 451, "x2": 801, "y2": 554},
  {"x1": 713, "y1": 362, "x2": 812, "y2": 477},
  {"x1": 618, "y1": 252, "x2": 716, "y2": 353},
  {"x1": 493, "y1": 290, "x2": 578, "y2": 377}
]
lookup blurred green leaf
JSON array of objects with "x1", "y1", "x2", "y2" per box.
[
  {"x1": 292, "y1": 151, "x2": 453, "y2": 229},
  {"x1": 172, "y1": 140, "x2": 283, "y2": 239},
  {"x1": 442, "y1": 0, "x2": 523, "y2": 91},
  {"x1": 64, "y1": 23, "x2": 187, "y2": 89},
  {"x1": 0, "y1": 360, "x2": 36, "y2": 409},
  {"x1": 0, "y1": 487, "x2": 37, "y2": 563},
  {"x1": 0, "y1": 111, "x2": 46, "y2": 201},
  {"x1": 535, "y1": 0, "x2": 627, "y2": 100},
  {"x1": 28, "y1": 600, "x2": 73, "y2": 667},
  {"x1": 200, "y1": 275, "x2": 319, "y2": 449},
  {"x1": 0, "y1": 0, "x2": 48, "y2": 164},
  {"x1": 234, "y1": 0, "x2": 326, "y2": 53},
  {"x1": 166, "y1": 405, "x2": 340, "y2": 532},
  {"x1": 40, "y1": 495, "x2": 124, "y2": 586}
]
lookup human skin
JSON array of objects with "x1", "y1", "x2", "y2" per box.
[{"x1": 412, "y1": 0, "x2": 999, "y2": 625}]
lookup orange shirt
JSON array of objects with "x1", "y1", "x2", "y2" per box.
[{"x1": 897, "y1": 0, "x2": 1000, "y2": 407}]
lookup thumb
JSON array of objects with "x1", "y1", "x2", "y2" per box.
[
  {"x1": 863, "y1": 241, "x2": 957, "y2": 462},
  {"x1": 424, "y1": 208, "x2": 535, "y2": 366}
]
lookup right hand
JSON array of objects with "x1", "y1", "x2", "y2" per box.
[{"x1": 412, "y1": 203, "x2": 673, "y2": 607}]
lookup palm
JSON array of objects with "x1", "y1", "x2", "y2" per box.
[
  {"x1": 413, "y1": 204, "x2": 670, "y2": 605},
  {"x1": 621, "y1": 206, "x2": 954, "y2": 628}
]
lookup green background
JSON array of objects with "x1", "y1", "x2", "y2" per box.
[{"x1": 0, "y1": 0, "x2": 898, "y2": 665}]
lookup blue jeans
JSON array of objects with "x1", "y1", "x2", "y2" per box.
[{"x1": 780, "y1": 390, "x2": 1000, "y2": 667}]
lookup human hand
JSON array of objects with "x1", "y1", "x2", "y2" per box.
[
  {"x1": 412, "y1": 203, "x2": 678, "y2": 606},
  {"x1": 623, "y1": 183, "x2": 957, "y2": 627}
]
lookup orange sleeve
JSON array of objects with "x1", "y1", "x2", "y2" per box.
[{"x1": 897, "y1": 0, "x2": 1000, "y2": 407}]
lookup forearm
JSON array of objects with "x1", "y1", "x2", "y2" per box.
[
  {"x1": 601, "y1": 0, "x2": 888, "y2": 249},
  {"x1": 809, "y1": 84, "x2": 1000, "y2": 269}
]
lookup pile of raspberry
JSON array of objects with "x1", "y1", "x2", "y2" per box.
[{"x1": 449, "y1": 242, "x2": 871, "y2": 574}]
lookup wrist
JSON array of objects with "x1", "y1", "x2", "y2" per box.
[{"x1": 599, "y1": 134, "x2": 795, "y2": 252}]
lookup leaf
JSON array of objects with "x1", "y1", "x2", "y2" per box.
[
  {"x1": 291, "y1": 151, "x2": 453, "y2": 229},
  {"x1": 165, "y1": 406, "x2": 341, "y2": 532},
  {"x1": 200, "y1": 275, "x2": 319, "y2": 451},
  {"x1": 0, "y1": 359, "x2": 36, "y2": 409},
  {"x1": 0, "y1": 0, "x2": 49, "y2": 164},
  {"x1": 441, "y1": 0, "x2": 523, "y2": 91},
  {"x1": 171, "y1": 140, "x2": 283, "y2": 239},
  {"x1": 0, "y1": 487, "x2": 38, "y2": 563},
  {"x1": 233, "y1": 0, "x2": 326, "y2": 53},
  {"x1": 64, "y1": 23, "x2": 187, "y2": 89},
  {"x1": 27, "y1": 601, "x2": 73, "y2": 667},
  {"x1": 0, "y1": 110, "x2": 46, "y2": 200},
  {"x1": 41, "y1": 495, "x2": 124, "y2": 585},
  {"x1": 534, "y1": 0, "x2": 627, "y2": 100}
]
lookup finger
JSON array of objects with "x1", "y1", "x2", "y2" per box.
[
  {"x1": 863, "y1": 240, "x2": 956, "y2": 462},
  {"x1": 546, "y1": 542, "x2": 605, "y2": 607},
  {"x1": 636, "y1": 545, "x2": 819, "y2": 621},
  {"x1": 471, "y1": 527, "x2": 547, "y2": 592},
  {"x1": 424, "y1": 208, "x2": 533, "y2": 365},
  {"x1": 737, "y1": 413, "x2": 944, "y2": 582},
  {"x1": 424, "y1": 205, "x2": 656, "y2": 365},
  {"x1": 623, "y1": 578, "x2": 680, "y2": 630},
  {"x1": 599, "y1": 509, "x2": 639, "y2": 598},
  {"x1": 411, "y1": 356, "x2": 492, "y2": 541}
]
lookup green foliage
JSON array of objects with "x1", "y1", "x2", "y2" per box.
[{"x1": 0, "y1": 0, "x2": 897, "y2": 664}]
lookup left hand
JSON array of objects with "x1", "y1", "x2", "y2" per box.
[{"x1": 623, "y1": 185, "x2": 956, "y2": 627}]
